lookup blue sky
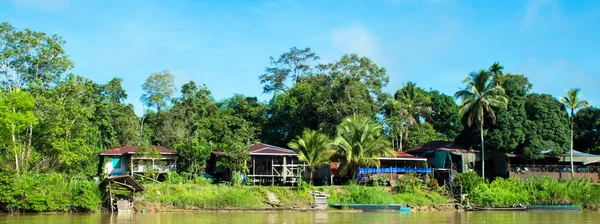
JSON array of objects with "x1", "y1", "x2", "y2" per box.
[{"x1": 1, "y1": 0, "x2": 599, "y2": 115}]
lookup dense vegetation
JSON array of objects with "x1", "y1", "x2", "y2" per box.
[
  {"x1": 140, "y1": 173, "x2": 448, "y2": 210},
  {"x1": 455, "y1": 172, "x2": 600, "y2": 209},
  {"x1": 0, "y1": 22, "x2": 599, "y2": 212}
]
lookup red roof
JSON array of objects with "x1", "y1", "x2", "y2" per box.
[
  {"x1": 404, "y1": 141, "x2": 467, "y2": 155},
  {"x1": 211, "y1": 143, "x2": 298, "y2": 157},
  {"x1": 393, "y1": 151, "x2": 414, "y2": 158},
  {"x1": 99, "y1": 145, "x2": 178, "y2": 155},
  {"x1": 249, "y1": 143, "x2": 297, "y2": 156}
]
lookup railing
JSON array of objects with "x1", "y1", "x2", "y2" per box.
[{"x1": 510, "y1": 164, "x2": 600, "y2": 173}]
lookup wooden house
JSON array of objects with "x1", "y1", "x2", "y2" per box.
[
  {"x1": 208, "y1": 143, "x2": 308, "y2": 185},
  {"x1": 98, "y1": 145, "x2": 178, "y2": 177}
]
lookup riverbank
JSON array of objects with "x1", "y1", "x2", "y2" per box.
[{"x1": 136, "y1": 183, "x2": 451, "y2": 212}]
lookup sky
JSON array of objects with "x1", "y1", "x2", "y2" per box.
[{"x1": 1, "y1": 0, "x2": 599, "y2": 115}]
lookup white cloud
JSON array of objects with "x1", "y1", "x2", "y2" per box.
[
  {"x1": 10, "y1": 0, "x2": 69, "y2": 11},
  {"x1": 522, "y1": 0, "x2": 560, "y2": 27},
  {"x1": 330, "y1": 24, "x2": 382, "y2": 62}
]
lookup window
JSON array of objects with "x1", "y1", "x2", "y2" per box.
[{"x1": 112, "y1": 157, "x2": 122, "y2": 169}]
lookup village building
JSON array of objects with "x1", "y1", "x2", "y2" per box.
[
  {"x1": 207, "y1": 143, "x2": 308, "y2": 185},
  {"x1": 508, "y1": 150, "x2": 600, "y2": 181},
  {"x1": 98, "y1": 145, "x2": 178, "y2": 178}
]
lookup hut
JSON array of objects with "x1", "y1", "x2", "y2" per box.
[
  {"x1": 98, "y1": 145, "x2": 178, "y2": 178},
  {"x1": 207, "y1": 143, "x2": 308, "y2": 185}
]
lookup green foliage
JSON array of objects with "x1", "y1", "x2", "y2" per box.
[
  {"x1": 456, "y1": 174, "x2": 600, "y2": 208},
  {"x1": 486, "y1": 73, "x2": 530, "y2": 153},
  {"x1": 288, "y1": 129, "x2": 333, "y2": 184},
  {"x1": 574, "y1": 107, "x2": 600, "y2": 154},
  {"x1": 573, "y1": 107, "x2": 600, "y2": 154},
  {"x1": 523, "y1": 94, "x2": 570, "y2": 159},
  {"x1": 230, "y1": 171, "x2": 245, "y2": 186},
  {"x1": 427, "y1": 90, "x2": 463, "y2": 139},
  {"x1": 334, "y1": 116, "x2": 394, "y2": 178},
  {"x1": 0, "y1": 170, "x2": 100, "y2": 212},
  {"x1": 141, "y1": 71, "x2": 176, "y2": 112},
  {"x1": 455, "y1": 171, "x2": 486, "y2": 193}
]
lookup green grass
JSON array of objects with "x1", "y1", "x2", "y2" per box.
[
  {"x1": 456, "y1": 172, "x2": 600, "y2": 209},
  {"x1": 141, "y1": 183, "x2": 450, "y2": 209}
]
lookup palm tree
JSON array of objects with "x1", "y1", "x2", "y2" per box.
[
  {"x1": 334, "y1": 116, "x2": 394, "y2": 179},
  {"x1": 560, "y1": 88, "x2": 589, "y2": 178},
  {"x1": 386, "y1": 82, "x2": 431, "y2": 151},
  {"x1": 288, "y1": 129, "x2": 334, "y2": 184},
  {"x1": 455, "y1": 70, "x2": 508, "y2": 179}
]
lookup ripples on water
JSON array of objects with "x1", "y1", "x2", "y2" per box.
[{"x1": 1, "y1": 211, "x2": 598, "y2": 224}]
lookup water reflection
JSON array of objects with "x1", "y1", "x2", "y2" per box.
[{"x1": 2, "y1": 211, "x2": 600, "y2": 224}]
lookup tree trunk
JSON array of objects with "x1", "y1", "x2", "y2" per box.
[
  {"x1": 480, "y1": 123, "x2": 485, "y2": 179},
  {"x1": 310, "y1": 168, "x2": 314, "y2": 185},
  {"x1": 570, "y1": 109, "x2": 575, "y2": 179},
  {"x1": 399, "y1": 129, "x2": 404, "y2": 151}
]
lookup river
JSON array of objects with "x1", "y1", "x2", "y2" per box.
[{"x1": 1, "y1": 211, "x2": 598, "y2": 224}]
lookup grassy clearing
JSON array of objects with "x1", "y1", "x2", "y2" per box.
[
  {"x1": 140, "y1": 182, "x2": 450, "y2": 210},
  {"x1": 456, "y1": 172, "x2": 600, "y2": 209}
]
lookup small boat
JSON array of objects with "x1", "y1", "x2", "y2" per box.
[
  {"x1": 466, "y1": 206, "x2": 527, "y2": 211},
  {"x1": 528, "y1": 204, "x2": 581, "y2": 211},
  {"x1": 329, "y1": 204, "x2": 410, "y2": 212}
]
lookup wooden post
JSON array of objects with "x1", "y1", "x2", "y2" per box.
[
  {"x1": 109, "y1": 182, "x2": 114, "y2": 213},
  {"x1": 130, "y1": 157, "x2": 134, "y2": 177},
  {"x1": 271, "y1": 156, "x2": 274, "y2": 186},
  {"x1": 252, "y1": 156, "x2": 256, "y2": 186},
  {"x1": 283, "y1": 156, "x2": 287, "y2": 182}
]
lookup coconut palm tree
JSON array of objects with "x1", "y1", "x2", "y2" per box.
[
  {"x1": 288, "y1": 129, "x2": 334, "y2": 184},
  {"x1": 560, "y1": 88, "x2": 589, "y2": 178},
  {"x1": 334, "y1": 116, "x2": 394, "y2": 179},
  {"x1": 396, "y1": 82, "x2": 432, "y2": 148},
  {"x1": 455, "y1": 70, "x2": 508, "y2": 179},
  {"x1": 385, "y1": 82, "x2": 431, "y2": 151}
]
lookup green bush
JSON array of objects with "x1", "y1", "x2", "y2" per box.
[
  {"x1": 456, "y1": 174, "x2": 600, "y2": 208},
  {"x1": 0, "y1": 170, "x2": 100, "y2": 212}
]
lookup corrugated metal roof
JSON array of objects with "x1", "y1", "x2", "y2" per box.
[
  {"x1": 250, "y1": 143, "x2": 297, "y2": 155},
  {"x1": 404, "y1": 141, "x2": 467, "y2": 155},
  {"x1": 99, "y1": 145, "x2": 178, "y2": 155}
]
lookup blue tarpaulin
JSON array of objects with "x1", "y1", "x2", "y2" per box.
[{"x1": 358, "y1": 167, "x2": 433, "y2": 174}]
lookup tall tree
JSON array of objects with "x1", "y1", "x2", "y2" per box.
[
  {"x1": 259, "y1": 47, "x2": 319, "y2": 94},
  {"x1": 522, "y1": 94, "x2": 570, "y2": 159},
  {"x1": 334, "y1": 116, "x2": 394, "y2": 179},
  {"x1": 141, "y1": 71, "x2": 176, "y2": 112},
  {"x1": 455, "y1": 70, "x2": 508, "y2": 178},
  {"x1": 560, "y1": 88, "x2": 589, "y2": 178},
  {"x1": 287, "y1": 129, "x2": 334, "y2": 184},
  {"x1": 574, "y1": 107, "x2": 600, "y2": 154},
  {"x1": 0, "y1": 22, "x2": 74, "y2": 92},
  {"x1": 486, "y1": 73, "x2": 530, "y2": 153},
  {"x1": 426, "y1": 90, "x2": 463, "y2": 139},
  {"x1": 0, "y1": 90, "x2": 37, "y2": 174},
  {"x1": 385, "y1": 82, "x2": 431, "y2": 150}
]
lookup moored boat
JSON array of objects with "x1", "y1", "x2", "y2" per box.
[{"x1": 329, "y1": 204, "x2": 411, "y2": 212}]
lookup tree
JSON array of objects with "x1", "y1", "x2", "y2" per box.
[
  {"x1": 574, "y1": 107, "x2": 600, "y2": 154},
  {"x1": 560, "y1": 88, "x2": 589, "y2": 178},
  {"x1": 334, "y1": 116, "x2": 394, "y2": 179},
  {"x1": 0, "y1": 22, "x2": 74, "y2": 92},
  {"x1": 486, "y1": 73, "x2": 530, "y2": 153},
  {"x1": 426, "y1": 90, "x2": 463, "y2": 139},
  {"x1": 455, "y1": 70, "x2": 507, "y2": 178},
  {"x1": 385, "y1": 82, "x2": 431, "y2": 150},
  {"x1": 259, "y1": 47, "x2": 319, "y2": 94},
  {"x1": 287, "y1": 129, "x2": 334, "y2": 184},
  {"x1": 0, "y1": 90, "x2": 37, "y2": 174},
  {"x1": 141, "y1": 71, "x2": 176, "y2": 112},
  {"x1": 522, "y1": 94, "x2": 570, "y2": 159}
]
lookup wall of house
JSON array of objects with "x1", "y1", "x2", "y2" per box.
[{"x1": 103, "y1": 155, "x2": 130, "y2": 176}]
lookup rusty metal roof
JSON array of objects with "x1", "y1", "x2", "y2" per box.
[
  {"x1": 404, "y1": 141, "x2": 469, "y2": 155},
  {"x1": 99, "y1": 145, "x2": 178, "y2": 155}
]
